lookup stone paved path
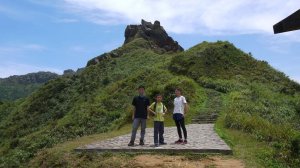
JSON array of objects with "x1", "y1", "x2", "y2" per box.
[{"x1": 75, "y1": 124, "x2": 232, "y2": 154}]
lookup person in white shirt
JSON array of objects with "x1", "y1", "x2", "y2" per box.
[{"x1": 173, "y1": 88, "x2": 188, "y2": 144}]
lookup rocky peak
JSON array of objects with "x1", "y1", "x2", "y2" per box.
[
  {"x1": 86, "y1": 20, "x2": 184, "y2": 67},
  {"x1": 124, "y1": 19, "x2": 184, "y2": 52}
]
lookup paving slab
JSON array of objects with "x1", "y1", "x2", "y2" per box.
[{"x1": 75, "y1": 124, "x2": 232, "y2": 154}]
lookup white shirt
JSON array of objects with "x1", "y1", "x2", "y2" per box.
[{"x1": 173, "y1": 96, "x2": 187, "y2": 114}]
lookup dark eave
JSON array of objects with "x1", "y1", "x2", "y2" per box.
[{"x1": 273, "y1": 9, "x2": 300, "y2": 34}]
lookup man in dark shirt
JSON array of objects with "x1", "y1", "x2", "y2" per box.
[{"x1": 128, "y1": 85, "x2": 150, "y2": 146}]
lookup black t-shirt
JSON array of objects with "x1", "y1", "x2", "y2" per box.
[{"x1": 132, "y1": 96, "x2": 150, "y2": 119}]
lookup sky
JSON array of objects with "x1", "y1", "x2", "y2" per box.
[{"x1": 0, "y1": 0, "x2": 299, "y2": 83}]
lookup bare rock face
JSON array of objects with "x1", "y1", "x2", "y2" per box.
[{"x1": 124, "y1": 19, "x2": 184, "y2": 52}]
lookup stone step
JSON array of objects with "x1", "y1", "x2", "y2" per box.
[
  {"x1": 192, "y1": 118, "x2": 217, "y2": 121},
  {"x1": 193, "y1": 113, "x2": 219, "y2": 123},
  {"x1": 193, "y1": 121, "x2": 215, "y2": 124},
  {"x1": 192, "y1": 120, "x2": 216, "y2": 124},
  {"x1": 192, "y1": 119, "x2": 216, "y2": 122},
  {"x1": 74, "y1": 147, "x2": 232, "y2": 155},
  {"x1": 194, "y1": 117, "x2": 217, "y2": 120},
  {"x1": 192, "y1": 115, "x2": 218, "y2": 123}
]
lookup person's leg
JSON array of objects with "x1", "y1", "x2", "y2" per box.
[
  {"x1": 154, "y1": 121, "x2": 159, "y2": 145},
  {"x1": 130, "y1": 118, "x2": 140, "y2": 142},
  {"x1": 159, "y1": 121, "x2": 164, "y2": 144},
  {"x1": 174, "y1": 119, "x2": 182, "y2": 139},
  {"x1": 140, "y1": 118, "x2": 146, "y2": 142},
  {"x1": 179, "y1": 118, "x2": 187, "y2": 140}
]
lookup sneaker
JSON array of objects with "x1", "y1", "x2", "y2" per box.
[
  {"x1": 128, "y1": 141, "x2": 134, "y2": 146},
  {"x1": 154, "y1": 144, "x2": 159, "y2": 147},
  {"x1": 159, "y1": 142, "x2": 167, "y2": 145},
  {"x1": 183, "y1": 140, "x2": 187, "y2": 144},
  {"x1": 139, "y1": 140, "x2": 145, "y2": 146},
  {"x1": 175, "y1": 139, "x2": 183, "y2": 144}
]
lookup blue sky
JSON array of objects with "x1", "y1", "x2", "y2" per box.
[{"x1": 0, "y1": 0, "x2": 299, "y2": 83}]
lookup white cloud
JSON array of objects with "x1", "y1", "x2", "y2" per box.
[
  {"x1": 0, "y1": 44, "x2": 60, "y2": 78},
  {"x1": 0, "y1": 4, "x2": 20, "y2": 18},
  {"x1": 0, "y1": 44, "x2": 46, "y2": 56},
  {"x1": 22, "y1": 44, "x2": 46, "y2": 50},
  {"x1": 0, "y1": 62, "x2": 63, "y2": 78},
  {"x1": 0, "y1": 3, "x2": 44, "y2": 21},
  {"x1": 62, "y1": 0, "x2": 300, "y2": 35},
  {"x1": 69, "y1": 45, "x2": 86, "y2": 52},
  {"x1": 55, "y1": 18, "x2": 79, "y2": 23}
]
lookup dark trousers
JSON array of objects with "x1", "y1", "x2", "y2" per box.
[
  {"x1": 174, "y1": 118, "x2": 187, "y2": 140},
  {"x1": 154, "y1": 121, "x2": 164, "y2": 144}
]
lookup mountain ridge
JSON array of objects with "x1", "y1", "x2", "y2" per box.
[
  {"x1": 0, "y1": 71, "x2": 58, "y2": 84},
  {"x1": 0, "y1": 20, "x2": 299, "y2": 167},
  {"x1": 0, "y1": 71, "x2": 59, "y2": 101}
]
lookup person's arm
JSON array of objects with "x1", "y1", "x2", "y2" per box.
[
  {"x1": 147, "y1": 106, "x2": 150, "y2": 119},
  {"x1": 184, "y1": 103, "x2": 189, "y2": 114},
  {"x1": 182, "y1": 97, "x2": 188, "y2": 116},
  {"x1": 132, "y1": 106, "x2": 136, "y2": 120},
  {"x1": 148, "y1": 103, "x2": 156, "y2": 115},
  {"x1": 163, "y1": 105, "x2": 167, "y2": 115},
  {"x1": 146, "y1": 99, "x2": 153, "y2": 118},
  {"x1": 132, "y1": 97, "x2": 136, "y2": 120}
]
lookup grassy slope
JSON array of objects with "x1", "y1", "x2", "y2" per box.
[
  {"x1": 171, "y1": 41, "x2": 300, "y2": 167},
  {"x1": 216, "y1": 118, "x2": 287, "y2": 168},
  {"x1": 0, "y1": 38, "x2": 205, "y2": 167},
  {"x1": 0, "y1": 38, "x2": 299, "y2": 167}
]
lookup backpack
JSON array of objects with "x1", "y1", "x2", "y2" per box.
[{"x1": 152, "y1": 102, "x2": 166, "y2": 114}]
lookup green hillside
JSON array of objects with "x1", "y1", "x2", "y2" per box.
[
  {"x1": 0, "y1": 72, "x2": 59, "y2": 101},
  {"x1": 0, "y1": 20, "x2": 299, "y2": 167}
]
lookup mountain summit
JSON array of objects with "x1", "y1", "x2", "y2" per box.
[
  {"x1": 87, "y1": 19, "x2": 183, "y2": 66},
  {"x1": 124, "y1": 19, "x2": 184, "y2": 52}
]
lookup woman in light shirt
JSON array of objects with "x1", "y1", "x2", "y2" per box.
[{"x1": 173, "y1": 88, "x2": 188, "y2": 144}]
